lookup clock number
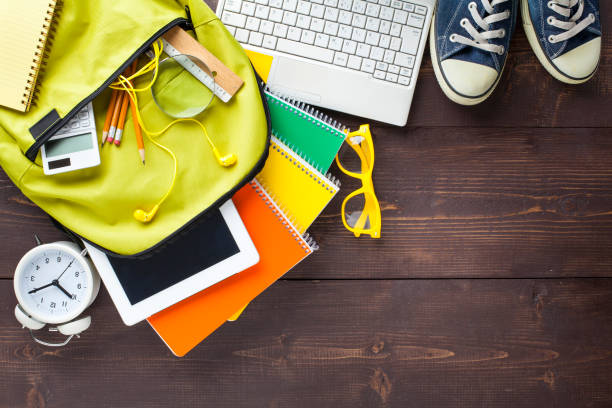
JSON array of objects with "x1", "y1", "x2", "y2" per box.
[
  {"x1": 77, "y1": 283, "x2": 82, "y2": 289},
  {"x1": 45, "y1": 258, "x2": 49, "y2": 264},
  {"x1": 71, "y1": 294, "x2": 76, "y2": 300},
  {"x1": 40, "y1": 298, "x2": 44, "y2": 303},
  {"x1": 35, "y1": 265, "x2": 40, "y2": 271},
  {"x1": 30, "y1": 276, "x2": 35, "y2": 281},
  {"x1": 50, "y1": 302, "x2": 56, "y2": 308},
  {"x1": 61, "y1": 301, "x2": 67, "y2": 307},
  {"x1": 57, "y1": 257, "x2": 61, "y2": 263},
  {"x1": 75, "y1": 271, "x2": 80, "y2": 277}
]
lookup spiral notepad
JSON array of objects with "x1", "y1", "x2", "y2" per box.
[
  {"x1": 257, "y1": 135, "x2": 340, "y2": 234},
  {"x1": 148, "y1": 179, "x2": 316, "y2": 356},
  {"x1": 0, "y1": 0, "x2": 60, "y2": 112}
]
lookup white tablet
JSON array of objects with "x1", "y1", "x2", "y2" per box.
[{"x1": 83, "y1": 200, "x2": 259, "y2": 326}]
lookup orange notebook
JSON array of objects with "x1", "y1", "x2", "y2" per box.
[{"x1": 147, "y1": 179, "x2": 315, "y2": 356}]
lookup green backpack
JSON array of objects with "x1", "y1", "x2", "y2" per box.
[{"x1": 0, "y1": 0, "x2": 270, "y2": 256}]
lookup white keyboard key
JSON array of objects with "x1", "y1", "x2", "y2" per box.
[
  {"x1": 338, "y1": 10, "x2": 353, "y2": 24},
  {"x1": 242, "y1": 1, "x2": 257, "y2": 15},
  {"x1": 400, "y1": 25, "x2": 421, "y2": 54},
  {"x1": 311, "y1": 4, "x2": 325, "y2": 17},
  {"x1": 407, "y1": 12, "x2": 424, "y2": 27},
  {"x1": 362, "y1": 58, "x2": 375, "y2": 72},
  {"x1": 246, "y1": 16, "x2": 261, "y2": 30},
  {"x1": 263, "y1": 34, "x2": 278, "y2": 48},
  {"x1": 225, "y1": 0, "x2": 243, "y2": 12},
  {"x1": 394, "y1": 52, "x2": 414, "y2": 67},
  {"x1": 249, "y1": 31, "x2": 264, "y2": 45},
  {"x1": 226, "y1": 25, "x2": 237, "y2": 36},
  {"x1": 255, "y1": 4, "x2": 270, "y2": 18},
  {"x1": 402, "y1": 3, "x2": 414, "y2": 11},
  {"x1": 379, "y1": 0, "x2": 390, "y2": 6},
  {"x1": 333, "y1": 52, "x2": 348, "y2": 66},
  {"x1": 283, "y1": 10, "x2": 297, "y2": 25},
  {"x1": 383, "y1": 49, "x2": 395, "y2": 63},
  {"x1": 222, "y1": 11, "x2": 247, "y2": 27},
  {"x1": 390, "y1": 0, "x2": 402, "y2": 8},
  {"x1": 379, "y1": 34, "x2": 390, "y2": 48},
  {"x1": 347, "y1": 54, "x2": 362, "y2": 69},
  {"x1": 270, "y1": 0, "x2": 282, "y2": 6},
  {"x1": 339, "y1": 0, "x2": 353, "y2": 10},
  {"x1": 297, "y1": 0, "x2": 311, "y2": 13},
  {"x1": 270, "y1": 7, "x2": 284, "y2": 21},
  {"x1": 390, "y1": 36, "x2": 401, "y2": 50},
  {"x1": 415, "y1": 5, "x2": 427, "y2": 14},
  {"x1": 315, "y1": 32, "x2": 330, "y2": 47},
  {"x1": 255, "y1": 0, "x2": 268, "y2": 4},
  {"x1": 365, "y1": 17, "x2": 380, "y2": 31},
  {"x1": 370, "y1": 46, "x2": 384, "y2": 60},
  {"x1": 311, "y1": 0, "x2": 323, "y2": 3},
  {"x1": 380, "y1": 6, "x2": 394, "y2": 20},
  {"x1": 379, "y1": 20, "x2": 391, "y2": 34},
  {"x1": 235, "y1": 28, "x2": 250, "y2": 42},
  {"x1": 376, "y1": 61, "x2": 388, "y2": 70},
  {"x1": 338, "y1": 24, "x2": 353, "y2": 39},
  {"x1": 260, "y1": 20, "x2": 274, "y2": 33},
  {"x1": 324, "y1": 7, "x2": 339, "y2": 21},
  {"x1": 310, "y1": 18, "x2": 325, "y2": 31},
  {"x1": 373, "y1": 69, "x2": 386, "y2": 79},
  {"x1": 287, "y1": 26, "x2": 302, "y2": 40},
  {"x1": 388, "y1": 64, "x2": 399, "y2": 74},
  {"x1": 342, "y1": 39, "x2": 357, "y2": 53},
  {"x1": 324, "y1": 0, "x2": 338, "y2": 6},
  {"x1": 352, "y1": 14, "x2": 366, "y2": 28},
  {"x1": 365, "y1": 31, "x2": 380, "y2": 46},
  {"x1": 324, "y1": 20, "x2": 339, "y2": 35},
  {"x1": 356, "y1": 42, "x2": 371, "y2": 56},
  {"x1": 297, "y1": 14, "x2": 312, "y2": 28},
  {"x1": 352, "y1": 27, "x2": 366, "y2": 42},
  {"x1": 365, "y1": 3, "x2": 380, "y2": 16},
  {"x1": 385, "y1": 72, "x2": 398, "y2": 82},
  {"x1": 274, "y1": 23, "x2": 289, "y2": 37},
  {"x1": 393, "y1": 9, "x2": 408, "y2": 24},
  {"x1": 390, "y1": 22, "x2": 401, "y2": 36},
  {"x1": 329, "y1": 36, "x2": 343, "y2": 50},
  {"x1": 301, "y1": 29, "x2": 316, "y2": 43},
  {"x1": 283, "y1": 0, "x2": 297, "y2": 11},
  {"x1": 400, "y1": 67, "x2": 412, "y2": 76},
  {"x1": 352, "y1": 0, "x2": 366, "y2": 13},
  {"x1": 398, "y1": 75, "x2": 410, "y2": 85},
  {"x1": 277, "y1": 38, "x2": 335, "y2": 62}
]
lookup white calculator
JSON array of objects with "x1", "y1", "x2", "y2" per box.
[{"x1": 41, "y1": 102, "x2": 101, "y2": 175}]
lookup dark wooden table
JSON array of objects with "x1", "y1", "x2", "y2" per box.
[{"x1": 3, "y1": 2, "x2": 612, "y2": 407}]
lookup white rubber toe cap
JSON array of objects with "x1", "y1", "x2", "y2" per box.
[
  {"x1": 552, "y1": 37, "x2": 601, "y2": 80},
  {"x1": 440, "y1": 59, "x2": 499, "y2": 98}
]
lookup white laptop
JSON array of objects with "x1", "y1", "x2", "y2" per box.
[{"x1": 217, "y1": 0, "x2": 435, "y2": 126}]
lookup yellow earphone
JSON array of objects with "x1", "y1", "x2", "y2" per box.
[{"x1": 110, "y1": 41, "x2": 236, "y2": 223}]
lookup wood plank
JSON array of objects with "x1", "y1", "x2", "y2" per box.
[
  {"x1": 2, "y1": 279, "x2": 612, "y2": 408},
  {"x1": 3, "y1": 128, "x2": 612, "y2": 279}
]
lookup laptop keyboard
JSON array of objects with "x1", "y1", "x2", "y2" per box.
[{"x1": 220, "y1": 0, "x2": 428, "y2": 86}]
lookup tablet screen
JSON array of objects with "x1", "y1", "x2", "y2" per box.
[{"x1": 107, "y1": 209, "x2": 239, "y2": 304}]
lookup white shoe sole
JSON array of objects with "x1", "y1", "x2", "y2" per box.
[
  {"x1": 521, "y1": 0, "x2": 596, "y2": 84},
  {"x1": 429, "y1": 15, "x2": 505, "y2": 106}
]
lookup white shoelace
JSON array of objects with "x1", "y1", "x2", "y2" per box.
[
  {"x1": 450, "y1": 0, "x2": 511, "y2": 55},
  {"x1": 547, "y1": 0, "x2": 596, "y2": 43}
]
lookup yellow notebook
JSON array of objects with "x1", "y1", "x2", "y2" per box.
[
  {"x1": 257, "y1": 135, "x2": 339, "y2": 233},
  {"x1": 0, "y1": 0, "x2": 59, "y2": 112}
]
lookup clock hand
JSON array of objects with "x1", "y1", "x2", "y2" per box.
[
  {"x1": 52, "y1": 280, "x2": 73, "y2": 299},
  {"x1": 56, "y1": 258, "x2": 76, "y2": 281},
  {"x1": 28, "y1": 282, "x2": 54, "y2": 294}
]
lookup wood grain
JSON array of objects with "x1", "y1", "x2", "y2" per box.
[{"x1": 2, "y1": 279, "x2": 612, "y2": 408}]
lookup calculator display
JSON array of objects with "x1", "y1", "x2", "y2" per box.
[{"x1": 45, "y1": 132, "x2": 94, "y2": 157}]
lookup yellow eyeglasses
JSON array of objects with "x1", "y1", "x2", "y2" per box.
[{"x1": 335, "y1": 124, "x2": 381, "y2": 238}]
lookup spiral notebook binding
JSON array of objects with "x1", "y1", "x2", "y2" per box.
[
  {"x1": 22, "y1": 0, "x2": 60, "y2": 109},
  {"x1": 264, "y1": 87, "x2": 347, "y2": 138},
  {"x1": 302, "y1": 232, "x2": 320, "y2": 251}
]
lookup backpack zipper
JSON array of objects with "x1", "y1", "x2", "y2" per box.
[{"x1": 25, "y1": 17, "x2": 191, "y2": 162}]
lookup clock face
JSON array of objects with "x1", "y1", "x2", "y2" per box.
[{"x1": 16, "y1": 246, "x2": 92, "y2": 324}]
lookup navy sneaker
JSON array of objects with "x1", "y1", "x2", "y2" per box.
[
  {"x1": 522, "y1": 0, "x2": 601, "y2": 84},
  {"x1": 430, "y1": 0, "x2": 518, "y2": 105}
]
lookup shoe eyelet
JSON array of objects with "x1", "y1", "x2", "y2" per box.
[
  {"x1": 468, "y1": 2, "x2": 476, "y2": 10},
  {"x1": 547, "y1": 16, "x2": 554, "y2": 25},
  {"x1": 460, "y1": 18, "x2": 468, "y2": 27},
  {"x1": 590, "y1": 13, "x2": 595, "y2": 21},
  {"x1": 547, "y1": 1, "x2": 554, "y2": 9},
  {"x1": 497, "y1": 46, "x2": 505, "y2": 55},
  {"x1": 548, "y1": 34, "x2": 556, "y2": 43},
  {"x1": 450, "y1": 34, "x2": 457, "y2": 42},
  {"x1": 498, "y1": 28, "x2": 506, "y2": 37}
]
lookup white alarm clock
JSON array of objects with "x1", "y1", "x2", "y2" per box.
[{"x1": 14, "y1": 240, "x2": 100, "y2": 347}]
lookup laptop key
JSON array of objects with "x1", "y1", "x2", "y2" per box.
[
  {"x1": 347, "y1": 55, "x2": 362, "y2": 69},
  {"x1": 222, "y1": 11, "x2": 247, "y2": 27},
  {"x1": 400, "y1": 25, "x2": 421, "y2": 54},
  {"x1": 373, "y1": 69, "x2": 386, "y2": 79},
  {"x1": 407, "y1": 12, "x2": 424, "y2": 27},
  {"x1": 225, "y1": 0, "x2": 243, "y2": 12},
  {"x1": 260, "y1": 20, "x2": 274, "y2": 33},
  {"x1": 246, "y1": 16, "x2": 261, "y2": 30},
  {"x1": 249, "y1": 31, "x2": 264, "y2": 46},
  {"x1": 362, "y1": 58, "x2": 375, "y2": 72},
  {"x1": 235, "y1": 28, "x2": 250, "y2": 42},
  {"x1": 263, "y1": 34, "x2": 278, "y2": 48},
  {"x1": 287, "y1": 26, "x2": 302, "y2": 40},
  {"x1": 277, "y1": 38, "x2": 335, "y2": 63},
  {"x1": 333, "y1": 52, "x2": 348, "y2": 66}
]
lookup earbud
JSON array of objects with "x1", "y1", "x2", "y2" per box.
[
  {"x1": 133, "y1": 204, "x2": 159, "y2": 223},
  {"x1": 212, "y1": 147, "x2": 237, "y2": 167}
]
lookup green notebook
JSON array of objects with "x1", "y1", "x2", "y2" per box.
[{"x1": 265, "y1": 88, "x2": 347, "y2": 172}]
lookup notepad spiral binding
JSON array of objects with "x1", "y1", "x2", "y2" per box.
[
  {"x1": 264, "y1": 86, "x2": 347, "y2": 137},
  {"x1": 249, "y1": 179, "x2": 319, "y2": 253},
  {"x1": 23, "y1": 0, "x2": 61, "y2": 109},
  {"x1": 270, "y1": 133, "x2": 341, "y2": 190}
]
